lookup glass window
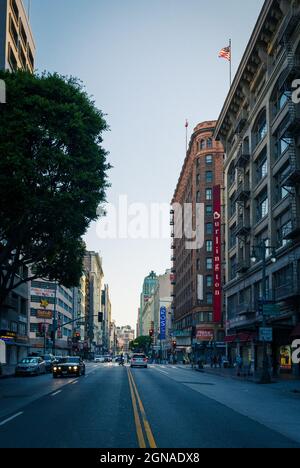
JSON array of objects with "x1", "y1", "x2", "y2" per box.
[
  {"x1": 207, "y1": 138, "x2": 213, "y2": 149},
  {"x1": 254, "y1": 111, "x2": 267, "y2": 146},
  {"x1": 199, "y1": 139, "x2": 206, "y2": 150},
  {"x1": 206, "y1": 154, "x2": 213, "y2": 165},
  {"x1": 206, "y1": 258, "x2": 213, "y2": 270},
  {"x1": 206, "y1": 188, "x2": 212, "y2": 200},
  {"x1": 256, "y1": 191, "x2": 268, "y2": 222},
  {"x1": 206, "y1": 276, "x2": 213, "y2": 287},
  {"x1": 206, "y1": 293, "x2": 213, "y2": 305},
  {"x1": 206, "y1": 205, "x2": 213, "y2": 216},
  {"x1": 206, "y1": 171, "x2": 213, "y2": 183},
  {"x1": 206, "y1": 240, "x2": 213, "y2": 252},
  {"x1": 206, "y1": 223, "x2": 213, "y2": 235},
  {"x1": 196, "y1": 191, "x2": 201, "y2": 203},
  {"x1": 256, "y1": 148, "x2": 268, "y2": 183}
]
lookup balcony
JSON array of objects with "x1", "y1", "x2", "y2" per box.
[
  {"x1": 277, "y1": 5, "x2": 300, "y2": 45},
  {"x1": 234, "y1": 109, "x2": 248, "y2": 134},
  {"x1": 236, "y1": 260, "x2": 251, "y2": 275},
  {"x1": 235, "y1": 181, "x2": 250, "y2": 203},
  {"x1": 235, "y1": 146, "x2": 250, "y2": 169},
  {"x1": 274, "y1": 281, "x2": 300, "y2": 302},
  {"x1": 235, "y1": 220, "x2": 251, "y2": 238},
  {"x1": 283, "y1": 217, "x2": 300, "y2": 240},
  {"x1": 280, "y1": 145, "x2": 300, "y2": 187},
  {"x1": 280, "y1": 100, "x2": 300, "y2": 138}
]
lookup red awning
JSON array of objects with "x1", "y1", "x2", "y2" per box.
[
  {"x1": 225, "y1": 332, "x2": 256, "y2": 344},
  {"x1": 291, "y1": 325, "x2": 300, "y2": 338}
]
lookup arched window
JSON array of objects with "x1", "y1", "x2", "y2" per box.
[
  {"x1": 207, "y1": 138, "x2": 213, "y2": 149},
  {"x1": 199, "y1": 139, "x2": 206, "y2": 151}
]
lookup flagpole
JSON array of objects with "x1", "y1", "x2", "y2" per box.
[{"x1": 229, "y1": 38, "x2": 232, "y2": 88}]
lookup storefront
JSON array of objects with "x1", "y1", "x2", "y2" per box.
[{"x1": 225, "y1": 332, "x2": 257, "y2": 369}]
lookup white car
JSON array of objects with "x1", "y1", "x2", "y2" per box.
[
  {"x1": 130, "y1": 354, "x2": 148, "y2": 368},
  {"x1": 94, "y1": 356, "x2": 105, "y2": 363}
]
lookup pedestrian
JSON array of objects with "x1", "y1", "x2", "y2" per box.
[{"x1": 236, "y1": 355, "x2": 243, "y2": 377}]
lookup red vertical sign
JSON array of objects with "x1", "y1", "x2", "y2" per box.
[{"x1": 213, "y1": 186, "x2": 222, "y2": 323}]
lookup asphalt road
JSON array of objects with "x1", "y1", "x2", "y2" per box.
[{"x1": 0, "y1": 363, "x2": 299, "y2": 448}]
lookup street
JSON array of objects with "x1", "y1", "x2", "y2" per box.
[{"x1": 0, "y1": 363, "x2": 300, "y2": 448}]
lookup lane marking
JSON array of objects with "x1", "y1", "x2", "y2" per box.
[
  {"x1": 127, "y1": 369, "x2": 146, "y2": 448},
  {"x1": 128, "y1": 370, "x2": 157, "y2": 449},
  {"x1": 51, "y1": 390, "x2": 62, "y2": 397},
  {"x1": 71, "y1": 380, "x2": 78, "y2": 385},
  {"x1": 152, "y1": 367, "x2": 169, "y2": 376},
  {"x1": 0, "y1": 412, "x2": 23, "y2": 427}
]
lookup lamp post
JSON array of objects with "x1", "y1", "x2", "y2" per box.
[{"x1": 251, "y1": 242, "x2": 277, "y2": 384}]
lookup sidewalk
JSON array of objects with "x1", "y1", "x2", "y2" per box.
[
  {"x1": 0, "y1": 365, "x2": 16, "y2": 379},
  {"x1": 176, "y1": 364, "x2": 300, "y2": 393}
]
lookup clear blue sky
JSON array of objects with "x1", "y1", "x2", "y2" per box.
[{"x1": 28, "y1": 0, "x2": 264, "y2": 329}]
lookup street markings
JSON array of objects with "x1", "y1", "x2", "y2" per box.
[
  {"x1": 127, "y1": 369, "x2": 157, "y2": 449},
  {"x1": 71, "y1": 380, "x2": 78, "y2": 385},
  {"x1": 0, "y1": 412, "x2": 23, "y2": 427},
  {"x1": 51, "y1": 390, "x2": 62, "y2": 397}
]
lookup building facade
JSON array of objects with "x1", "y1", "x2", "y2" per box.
[
  {"x1": 0, "y1": 0, "x2": 35, "y2": 72},
  {"x1": 84, "y1": 252, "x2": 104, "y2": 357},
  {"x1": 116, "y1": 325, "x2": 135, "y2": 354},
  {"x1": 215, "y1": 0, "x2": 300, "y2": 375},
  {"x1": 171, "y1": 121, "x2": 225, "y2": 363},
  {"x1": 101, "y1": 284, "x2": 112, "y2": 353},
  {"x1": 138, "y1": 271, "x2": 159, "y2": 337}
]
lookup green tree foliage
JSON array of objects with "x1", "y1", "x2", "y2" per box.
[
  {"x1": 0, "y1": 71, "x2": 110, "y2": 306},
  {"x1": 129, "y1": 336, "x2": 152, "y2": 354}
]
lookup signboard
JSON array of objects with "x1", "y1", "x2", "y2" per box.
[
  {"x1": 0, "y1": 330, "x2": 17, "y2": 342},
  {"x1": 36, "y1": 310, "x2": 53, "y2": 320},
  {"x1": 196, "y1": 328, "x2": 214, "y2": 342},
  {"x1": 259, "y1": 327, "x2": 273, "y2": 342},
  {"x1": 31, "y1": 288, "x2": 55, "y2": 298},
  {"x1": 263, "y1": 304, "x2": 281, "y2": 317},
  {"x1": 0, "y1": 339, "x2": 6, "y2": 364},
  {"x1": 213, "y1": 185, "x2": 222, "y2": 323},
  {"x1": 160, "y1": 307, "x2": 167, "y2": 340}
]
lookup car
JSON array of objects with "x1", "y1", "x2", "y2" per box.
[
  {"x1": 41, "y1": 354, "x2": 55, "y2": 373},
  {"x1": 52, "y1": 356, "x2": 85, "y2": 378},
  {"x1": 130, "y1": 354, "x2": 148, "y2": 369},
  {"x1": 15, "y1": 357, "x2": 47, "y2": 376},
  {"x1": 94, "y1": 356, "x2": 105, "y2": 363}
]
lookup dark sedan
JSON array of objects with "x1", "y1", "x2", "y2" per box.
[{"x1": 52, "y1": 357, "x2": 85, "y2": 378}]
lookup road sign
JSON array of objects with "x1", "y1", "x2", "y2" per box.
[
  {"x1": 259, "y1": 327, "x2": 273, "y2": 342},
  {"x1": 263, "y1": 304, "x2": 281, "y2": 317}
]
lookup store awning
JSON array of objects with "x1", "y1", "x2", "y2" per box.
[
  {"x1": 225, "y1": 332, "x2": 256, "y2": 344},
  {"x1": 291, "y1": 324, "x2": 300, "y2": 338}
]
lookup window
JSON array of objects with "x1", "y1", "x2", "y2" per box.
[
  {"x1": 206, "y1": 276, "x2": 213, "y2": 287},
  {"x1": 196, "y1": 191, "x2": 201, "y2": 203},
  {"x1": 230, "y1": 256, "x2": 237, "y2": 280},
  {"x1": 9, "y1": 15, "x2": 18, "y2": 49},
  {"x1": 275, "y1": 135, "x2": 292, "y2": 159},
  {"x1": 206, "y1": 223, "x2": 213, "y2": 235},
  {"x1": 206, "y1": 205, "x2": 213, "y2": 216},
  {"x1": 229, "y1": 224, "x2": 236, "y2": 249},
  {"x1": 196, "y1": 174, "x2": 200, "y2": 185},
  {"x1": 206, "y1": 154, "x2": 213, "y2": 165},
  {"x1": 206, "y1": 293, "x2": 213, "y2": 305},
  {"x1": 277, "y1": 221, "x2": 292, "y2": 248},
  {"x1": 255, "y1": 148, "x2": 268, "y2": 183},
  {"x1": 256, "y1": 190, "x2": 268, "y2": 222},
  {"x1": 275, "y1": 167, "x2": 291, "y2": 203},
  {"x1": 18, "y1": 323, "x2": 27, "y2": 336},
  {"x1": 207, "y1": 138, "x2": 213, "y2": 149},
  {"x1": 253, "y1": 110, "x2": 267, "y2": 147},
  {"x1": 206, "y1": 171, "x2": 213, "y2": 183},
  {"x1": 196, "y1": 259, "x2": 200, "y2": 271},
  {"x1": 206, "y1": 240, "x2": 213, "y2": 253},
  {"x1": 206, "y1": 258, "x2": 213, "y2": 270},
  {"x1": 206, "y1": 188, "x2": 212, "y2": 200},
  {"x1": 199, "y1": 139, "x2": 206, "y2": 151}
]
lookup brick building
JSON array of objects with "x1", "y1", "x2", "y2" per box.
[{"x1": 171, "y1": 121, "x2": 225, "y2": 363}]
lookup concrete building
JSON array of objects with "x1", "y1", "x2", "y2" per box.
[
  {"x1": 84, "y1": 252, "x2": 104, "y2": 357},
  {"x1": 138, "y1": 271, "x2": 159, "y2": 336},
  {"x1": 101, "y1": 284, "x2": 112, "y2": 353},
  {"x1": 110, "y1": 320, "x2": 117, "y2": 355},
  {"x1": 215, "y1": 0, "x2": 300, "y2": 376},
  {"x1": 0, "y1": 0, "x2": 35, "y2": 72},
  {"x1": 171, "y1": 121, "x2": 225, "y2": 363},
  {"x1": 116, "y1": 326, "x2": 135, "y2": 354},
  {"x1": 153, "y1": 270, "x2": 173, "y2": 361},
  {"x1": 29, "y1": 280, "x2": 74, "y2": 356}
]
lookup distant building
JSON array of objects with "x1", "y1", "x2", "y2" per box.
[
  {"x1": 116, "y1": 326, "x2": 135, "y2": 354},
  {"x1": 0, "y1": 0, "x2": 35, "y2": 72},
  {"x1": 138, "y1": 271, "x2": 159, "y2": 336},
  {"x1": 101, "y1": 285, "x2": 112, "y2": 353}
]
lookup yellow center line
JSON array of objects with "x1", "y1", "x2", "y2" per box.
[
  {"x1": 127, "y1": 368, "x2": 146, "y2": 448},
  {"x1": 128, "y1": 369, "x2": 157, "y2": 449}
]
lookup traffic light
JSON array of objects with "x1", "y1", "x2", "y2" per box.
[
  {"x1": 149, "y1": 329, "x2": 154, "y2": 337},
  {"x1": 172, "y1": 339, "x2": 177, "y2": 349},
  {"x1": 98, "y1": 312, "x2": 103, "y2": 323}
]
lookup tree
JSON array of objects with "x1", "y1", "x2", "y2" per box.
[
  {"x1": 0, "y1": 70, "x2": 110, "y2": 308},
  {"x1": 130, "y1": 336, "x2": 152, "y2": 354}
]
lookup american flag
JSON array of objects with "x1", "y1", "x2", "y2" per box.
[{"x1": 219, "y1": 46, "x2": 231, "y2": 61}]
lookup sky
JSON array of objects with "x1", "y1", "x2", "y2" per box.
[{"x1": 27, "y1": 0, "x2": 265, "y2": 329}]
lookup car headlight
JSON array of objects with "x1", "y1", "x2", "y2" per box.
[
  {"x1": 73, "y1": 366, "x2": 78, "y2": 370},
  {"x1": 58, "y1": 367, "x2": 61, "y2": 370},
  {"x1": 53, "y1": 367, "x2": 57, "y2": 371}
]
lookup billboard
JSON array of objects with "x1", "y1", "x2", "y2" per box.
[
  {"x1": 196, "y1": 328, "x2": 214, "y2": 342},
  {"x1": 160, "y1": 307, "x2": 167, "y2": 340},
  {"x1": 213, "y1": 185, "x2": 222, "y2": 323}
]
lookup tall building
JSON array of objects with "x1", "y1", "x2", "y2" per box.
[
  {"x1": 29, "y1": 280, "x2": 75, "y2": 356},
  {"x1": 153, "y1": 270, "x2": 173, "y2": 360},
  {"x1": 171, "y1": 121, "x2": 225, "y2": 363},
  {"x1": 0, "y1": 0, "x2": 35, "y2": 71},
  {"x1": 101, "y1": 284, "x2": 112, "y2": 353},
  {"x1": 138, "y1": 271, "x2": 159, "y2": 336},
  {"x1": 215, "y1": 0, "x2": 300, "y2": 376},
  {"x1": 116, "y1": 325, "x2": 135, "y2": 354},
  {"x1": 84, "y1": 252, "x2": 104, "y2": 356}
]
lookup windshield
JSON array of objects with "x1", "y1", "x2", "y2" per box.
[
  {"x1": 20, "y1": 358, "x2": 38, "y2": 364},
  {"x1": 58, "y1": 358, "x2": 80, "y2": 364}
]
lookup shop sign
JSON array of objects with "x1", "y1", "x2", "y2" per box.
[
  {"x1": 197, "y1": 328, "x2": 214, "y2": 342},
  {"x1": 36, "y1": 310, "x2": 53, "y2": 320},
  {"x1": 259, "y1": 327, "x2": 273, "y2": 342},
  {"x1": 213, "y1": 185, "x2": 222, "y2": 323}
]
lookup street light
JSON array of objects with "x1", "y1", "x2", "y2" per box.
[{"x1": 251, "y1": 241, "x2": 277, "y2": 384}]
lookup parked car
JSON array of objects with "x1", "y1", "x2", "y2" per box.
[
  {"x1": 94, "y1": 356, "x2": 105, "y2": 363},
  {"x1": 130, "y1": 354, "x2": 148, "y2": 369},
  {"x1": 41, "y1": 354, "x2": 55, "y2": 373},
  {"x1": 15, "y1": 357, "x2": 47, "y2": 376},
  {"x1": 53, "y1": 357, "x2": 85, "y2": 378}
]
